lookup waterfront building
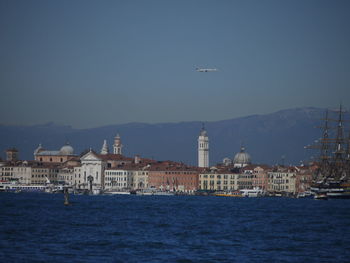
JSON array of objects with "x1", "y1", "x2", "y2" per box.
[
  {"x1": 58, "y1": 166, "x2": 76, "y2": 186},
  {"x1": 237, "y1": 172, "x2": 254, "y2": 190},
  {"x1": 34, "y1": 142, "x2": 77, "y2": 163},
  {"x1": 12, "y1": 163, "x2": 32, "y2": 185},
  {"x1": 31, "y1": 163, "x2": 60, "y2": 185},
  {"x1": 294, "y1": 166, "x2": 314, "y2": 194},
  {"x1": 73, "y1": 166, "x2": 83, "y2": 187},
  {"x1": 132, "y1": 168, "x2": 150, "y2": 190},
  {"x1": 148, "y1": 161, "x2": 199, "y2": 193},
  {"x1": 199, "y1": 167, "x2": 239, "y2": 191},
  {"x1": 80, "y1": 150, "x2": 106, "y2": 190},
  {"x1": 104, "y1": 168, "x2": 133, "y2": 190},
  {"x1": 241, "y1": 165, "x2": 270, "y2": 191},
  {"x1": 79, "y1": 148, "x2": 134, "y2": 190},
  {"x1": 267, "y1": 167, "x2": 297, "y2": 195},
  {"x1": 0, "y1": 161, "x2": 33, "y2": 185},
  {"x1": 104, "y1": 156, "x2": 154, "y2": 190},
  {"x1": 0, "y1": 165, "x2": 14, "y2": 182},
  {"x1": 198, "y1": 126, "x2": 209, "y2": 168}
]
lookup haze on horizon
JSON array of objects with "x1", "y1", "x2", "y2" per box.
[{"x1": 1, "y1": 0, "x2": 349, "y2": 129}]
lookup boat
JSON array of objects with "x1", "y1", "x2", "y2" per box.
[
  {"x1": 0, "y1": 181, "x2": 47, "y2": 192},
  {"x1": 104, "y1": 190, "x2": 131, "y2": 195},
  {"x1": 240, "y1": 187, "x2": 264, "y2": 197},
  {"x1": 136, "y1": 188, "x2": 175, "y2": 196},
  {"x1": 215, "y1": 191, "x2": 243, "y2": 197},
  {"x1": 307, "y1": 107, "x2": 350, "y2": 200},
  {"x1": 296, "y1": 191, "x2": 313, "y2": 198}
]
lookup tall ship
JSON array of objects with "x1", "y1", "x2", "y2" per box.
[{"x1": 309, "y1": 105, "x2": 350, "y2": 199}]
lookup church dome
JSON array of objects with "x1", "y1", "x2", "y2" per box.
[
  {"x1": 60, "y1": 143, "x2": 74, "y2": 155},
  {"x1": 34, "y1": 143, "x2": 44, "y2": 155},
  {"x1": 233, "y1": 146, "x2": 251, "y2": 166}
]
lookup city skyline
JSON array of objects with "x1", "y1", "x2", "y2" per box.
[{"x1": 1, "y1": 0, "x2": 350, "y2": 128}]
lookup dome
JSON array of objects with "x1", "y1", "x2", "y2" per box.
[
  {"x1": 34, "y1": 143, "x2": 44, "y2": 155},
  {"x1": 233, "y1": 146, "x2": 251, "y2": 166},
  {"x1": 60, "y1": 143, "x2": 74, "y2": 155}
]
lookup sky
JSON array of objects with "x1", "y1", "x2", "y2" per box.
[{"x1": 0, "y1": 0, "x2": 349, "y2": 128}]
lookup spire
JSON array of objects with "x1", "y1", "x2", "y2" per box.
[
  {"x1": 100, "y1": 140, "x2": 109, "y2": 155},
  {"x1": 199, "y1": 123, "x2": 207, "y2": 136}
]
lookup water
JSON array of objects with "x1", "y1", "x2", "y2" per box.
[{"x1": 1, "y1": 193, "x2": 349, "y2": 262}]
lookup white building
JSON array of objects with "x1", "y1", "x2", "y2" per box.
[
  {"x1": 0, "y1": 161, "x2": 32, "y2": 185},
  {"x1": 80, "y1": 150, "x2": 106, "y2": 190},
  {"x1": 74, "y1": 166, "x2": 83, "y2": 187},
  {"x1": 104, "y1": 169, "x2": 133, "y2": 190},
  {"x1": 13, "y1": 164, "x2": 32, "y2": 185},
  {"x1": 198, "y1": 126, "x2": 209, "y2": 168},
  {"x1": 58, "y1": 167, "x2": 75, "y2": 186}
]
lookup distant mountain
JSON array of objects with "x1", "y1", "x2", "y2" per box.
[{"x1": 0, "y1": 107, "x2": 326, "y2": 165}]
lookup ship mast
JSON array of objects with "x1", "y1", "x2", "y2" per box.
[
  {"x1": 315, "y1": 110, "x2": 331, "y2": 182},
  {"x1": 345, "y1": 127, "x2": 350, "y2": 177},
  {"x1": 331, "y1": 105, "x2": 346, "y2": 181}
]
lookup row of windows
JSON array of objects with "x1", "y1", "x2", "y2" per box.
[
  {"x1": 201, "y1": 174, "x2": 237, "y2": 179},
  {"x1": 268, "y1": 173, "x2": 293, "y2": 178},
  {"x1": 105, "y1": 183, "x2": 127, "y2": 187},
  {"x1": 270, "y1": 179, "x2": 290, "y2": 184},
  {"x1": 164, "y1": 171, "x2": 195, "y2": 175},
  {"x1": 105, "y1": 177, "x2": 128, "y2": 182},
  {"x1": 202, "y1": 180, "x2": 236, "y2": 185},
  {"x1": 105, "y1": 171, "x2": 131, "y2": 176},
  {"x1": 38, "y1": 158, "x2": 63, "y2": 162}
]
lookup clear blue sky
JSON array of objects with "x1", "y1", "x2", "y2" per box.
[{"x1": 1, "y1": 0, "x2": 349, "y2": 128}]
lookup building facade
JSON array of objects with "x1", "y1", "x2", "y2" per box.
[
  {"x1": 199, "y1": 168, "x2": 239, "y2": 191},
  {"x1": 267, "y1": 168, "x2": 297, "y2": 195},
  {"x1": 148, "y1": 162, "x2": 199, "y2": 192}
]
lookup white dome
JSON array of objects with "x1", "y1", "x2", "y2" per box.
[
  {"x1": 60, "y1": 143, "x2": 74, "y2": 155},
  {"x1": 233, "y1": 146, "x2": 251, "y2": 166}
]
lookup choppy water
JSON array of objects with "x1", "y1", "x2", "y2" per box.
[{"x1": 0, "y1": 193, "x2": 349, "y2": 262}]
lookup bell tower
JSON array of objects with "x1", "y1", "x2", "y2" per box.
[
  {"x1": 113, "y1": 134, "x2": 123, "y2": 155},
  {"x1": 198, "y1": 124, "x2": 209, "y2": 168}
]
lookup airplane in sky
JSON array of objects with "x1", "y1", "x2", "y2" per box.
[{"x1": 196, "y1": 67, "x2": 218, "y2": 72}]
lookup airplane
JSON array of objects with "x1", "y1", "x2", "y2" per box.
[{"x1": 196, "y1": 67, "x2": 218, "y2": 72}]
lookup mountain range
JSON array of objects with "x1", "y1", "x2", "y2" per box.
[{"x1": 0, "y1": 107, "x2": 327, "y2": 166}]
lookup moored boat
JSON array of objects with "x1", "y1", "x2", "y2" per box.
[{"x1": 240, "y1": 187, "x2": 264, "y2": 197}]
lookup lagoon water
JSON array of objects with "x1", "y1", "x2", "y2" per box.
[{"x1": 1, "y1": 193, "x2": 350, "y2": 262}]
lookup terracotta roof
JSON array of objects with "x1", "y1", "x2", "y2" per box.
[{"x1": 97, "y1": 154, "x2": 133, "y2": 161}]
